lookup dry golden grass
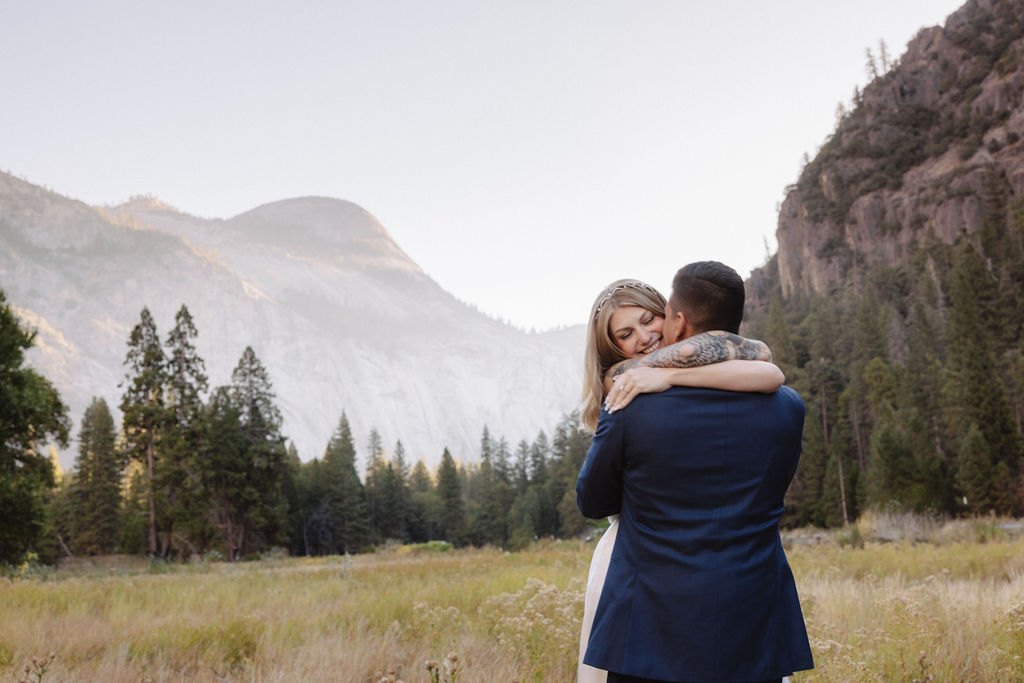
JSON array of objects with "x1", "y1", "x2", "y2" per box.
[
  {"x1": 0, "y1": 542, "x2": 588, "y2": 682},
  {"x1": 786, "y1": 536, "x2": 1024, "y2": 682},
  {"x1": 1, "y1": 530, "x2": 1022, "y2": 682}
]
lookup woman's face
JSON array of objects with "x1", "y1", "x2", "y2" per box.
[{"x1": 608, "y1": 305, "x2": 664, "y2": 358}]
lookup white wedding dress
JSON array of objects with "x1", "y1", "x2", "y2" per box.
[
  {"x1": 577, "y1": 515, "x2": 791, "y2": 683},
  {"x1": 578, "y1": 515, "x2": 618, "y2": 683}
]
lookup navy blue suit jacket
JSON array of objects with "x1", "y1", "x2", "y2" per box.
[{"x1": 576, "y1": 386, "x2": 813, "y2": 682}]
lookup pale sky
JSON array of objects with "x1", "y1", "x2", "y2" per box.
[{"x1": 1, "y1": 0, "x2": 966, "y2": 331}]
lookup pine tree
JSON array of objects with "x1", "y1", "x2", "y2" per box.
[
  {"x1": 513, "y1": 440, "x2": 530, "y2": 494},
  {"x1": 956, "y1": 423, "x2": 995, "y2": 514},
  {"x1": 410, "y1": 460, "x2": 433, "y2": 494},
  {"x1": 467, "y1": 427, "x2": 507, "y2": 545},
  {"x1": 471, "y1": 456, "x2": 503, "y2": 546},
  {"x1": 70, "y1": 398, "x2": 123, "y2": 555},
  {"x1": 230, "y1": 346, "x2": 284, "y2": 446},
  {"x1": 323, "y1": 414, "x2": 369, "y2": 553},
  {"x1": 389, "y1": 440, "x2": 410, "y2": 541},
  {"x1": 282, "y1": 442, "x2": 312, "y2": 556},
  {"x1": 900, "y1": 302, "x2": 946, "y2": 465},
  {"x1": 804, "y1": 296, "x2": 850, "y2": 524},
  {"x1": 407, "y1": 459, "x2": 437, "y2": 542},
  {"x1": 120, "y1": 307, "x2": 166, "y2": 557},
  {"x1": 436, "y1": 449, "x2": 463, "y2": 544},
  {"x1": 199, "y1": 347, "x2": 288, "y2": 559},
  {"x1": 765, "y1": 290, "x2": 798, "y2": 375},
  {"x1": 199, "y1": 387, "x2": 249, "y2": 560},
  {"x1": 493, "y1": 437, "x2": 511, "y2": 485},
  {"x1": 300, "y1": 458, "x2": 333, "y2": 556},
  {"x1": 550, "y1": 412, "x2": 592, "y2": 537},
  {"x1": 784, "y1": 401, "x2": 826, "y2": 526},
  {"x1": 479, "y1": 426, "x2": 494, "y2": 465},
  {"x1": 1000, "y1": 348, "x2": 1024, "y2": 436},
  {"x1": 392, "y1": 440, "x2": 410, "y2": 481},
  {"x1": 160, "y1": 305, "x2": 208, "y2": 556},
  {"x1": 229, "y1": 347, "x2": 288, "y2": 553},
  {"x1": 866, "y1": 407, "x2": 916, "y2": 508},
  {"x1": 374, "y1": 464, "x2": 403, "y2": 542},
  {"x1": 945, "y1": 244, "x2": 1020, "y2": 494},
  {"x1": 364, "y1": 428, "x2": 384, "y2": 541},
  {"x1": 164, "y1": 306, "x2": 207, "y2": 425},
  {"x1": 507, "y1": 486, "x2": 542, "y2": 549},
  {"x1": 817, "y1": 434, "x2": 858, "y2": 527},
  {"x1": 0, "y1": 288, "x2": 70, "y2": 563},
  {"x1": 529, "y1": 431, "x2": 549, "y2": 487}
]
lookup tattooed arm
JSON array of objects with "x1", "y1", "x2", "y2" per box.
[
  {"x1": 602, "y1": 331, "x2": 778, "y2": 410},
  {"x1": 609, "y1": 331, "x2": 771, "y2": 379}
]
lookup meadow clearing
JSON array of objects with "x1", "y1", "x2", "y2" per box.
[{"x1": 1, "y1": 514, "x2": 1023, "y2": 682}]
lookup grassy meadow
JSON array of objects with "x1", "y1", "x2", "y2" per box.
[{"x1": 1, "y1": 516, "x2": 1023, "y2": 682}]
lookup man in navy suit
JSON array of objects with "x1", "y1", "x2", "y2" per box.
[{"x1": 576, "y1": 261, "x2": 813, "y2": 683}]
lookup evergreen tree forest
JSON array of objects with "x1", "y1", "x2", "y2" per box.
[
  {"x1": 1, "y1": 295, "x2": 596, "y2": 563},
  {"x1": 746, "y1": 188, "x2": 1024, "y2": 527},
  {"x1": 735, "y1": 0, "x2": 1024, "y2": 528}
]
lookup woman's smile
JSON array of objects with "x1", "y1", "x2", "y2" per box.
[{"x1": 637, "y1": 338, "x2": 662, "y2": 355}]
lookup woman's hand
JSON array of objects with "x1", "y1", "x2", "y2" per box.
[{"x1": 604, "y1": 367, "x2": 674, "y2": 413}]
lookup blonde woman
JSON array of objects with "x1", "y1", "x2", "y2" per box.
[{"x1": 577, "y1": 279, "x2": 783, "y2": 683}]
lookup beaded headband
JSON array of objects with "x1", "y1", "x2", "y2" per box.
[{"x1": 592, "y1": 281, "x2": 661, "y2": 322}]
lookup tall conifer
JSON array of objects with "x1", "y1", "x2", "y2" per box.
[
  {"x1": 161, "y1": 305, "x2": 208, "y2": 555},
  {"x1": 323, "y1": 413, "x2": 370, "y2": 553},
  {"x1": 956, "y1": 423, "x2": 995, "y2": 514},
  {"x1": 945, "y1": 244, "x2": 1020, "y2": 500},
  {"x1": 70, "y1": 398, "x2": 122, "y2": 555},
  {"x1": 120, "y1": 307, "x2": 166, "y2": 557},
  {"x1": 436, "y1": 449, "x2": 463, "y2": 544}
]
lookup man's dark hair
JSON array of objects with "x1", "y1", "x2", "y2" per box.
[{"x1": 669, "y1": 261, "x2": 745, "y2": 334}]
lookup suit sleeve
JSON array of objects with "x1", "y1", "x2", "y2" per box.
[{"x1": 576, "y1": 407, "x2": 625, "y2": 519}]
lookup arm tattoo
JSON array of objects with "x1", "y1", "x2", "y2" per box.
[{"x1": 607, "y1": 331, "x2": 772, "y2": 380}]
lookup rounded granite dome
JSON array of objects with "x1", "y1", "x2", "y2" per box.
[{"x1": 229, "y1": 196, "x2": 421, "y2": 272}]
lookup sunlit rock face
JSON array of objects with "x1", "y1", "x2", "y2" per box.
[
  {"x1": 0, "y1": 173, "x2": 584, "y2": 470},
  {"x1": 756, "y1": 0, "x2": 1024, "y2": 304}
]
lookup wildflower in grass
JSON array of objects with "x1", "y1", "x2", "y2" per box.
[
  {"x1": 426, "y1": 659, "x2": 440, "y2": 683},
  {"x1": 407, "y1": 602, "x2": 465, "y2": 648},
  {"x1": 483, "y1": 577, "x2": 584, "y2": 669},
  {"x1": 444, "y1": 651, "x2": 459, "y2": 681},
  {"x1": 424, "y1": 654, "x2": 459, "y2": 683},
  {"x1": 16, "y1": 652, "x2": 55, "y2": 683}
]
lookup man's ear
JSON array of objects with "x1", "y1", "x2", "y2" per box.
[
  {"x1": 675, "y1": 309, "x2": 692, "y2": 342},
  {"x1": 670, "y1": 309, "x2": 687, "y2": 343}
]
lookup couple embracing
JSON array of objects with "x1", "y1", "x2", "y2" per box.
[{"x1": 575, "y1": 261, "x2": 814, "y2": 683}]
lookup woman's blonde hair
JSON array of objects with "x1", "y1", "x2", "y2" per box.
[{"x1": 581, "y1": 279, "x2": 666, "y2": 431}]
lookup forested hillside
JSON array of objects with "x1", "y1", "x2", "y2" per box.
[{"x1": 745, "y1": 0, "x2": 1024, "y2": 525}]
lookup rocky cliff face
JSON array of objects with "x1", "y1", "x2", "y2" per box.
[
  {"x1": 760, "y1": 0, "x2": 1024, "y2": 302},
  {"x1": 0, "y1": 173, "x2": 584, "y2": 469}
]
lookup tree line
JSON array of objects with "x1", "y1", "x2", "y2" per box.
[{"x1": 0, "y1": 296, "x2": 595, "y2": 564}]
